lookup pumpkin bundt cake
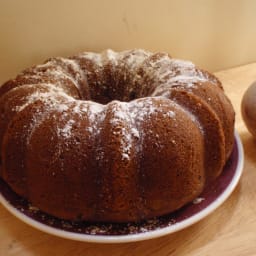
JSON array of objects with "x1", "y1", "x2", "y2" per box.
[{"x1": 0, "y1": 49, "x2": 235, "y2": 222}]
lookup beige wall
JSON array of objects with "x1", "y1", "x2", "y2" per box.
[{"x1": 1, "y1": 0, "x2": 256, "y2": 84}]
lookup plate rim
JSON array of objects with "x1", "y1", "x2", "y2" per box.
[{"x1": 0, "y1": 131, "x2": 244, "y2": 243}]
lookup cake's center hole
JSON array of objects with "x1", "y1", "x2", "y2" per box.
[{"x1": 87, "y1": 84, "x2": 141, "y2": 104}]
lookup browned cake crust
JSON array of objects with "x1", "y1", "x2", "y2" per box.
[{"x1": 0, "y1": 49, "x2": 235, "y2": 222}]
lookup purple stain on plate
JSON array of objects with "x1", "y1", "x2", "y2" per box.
[{"x1": 0, "y1": 137, "x2": 240, "y2": 236}]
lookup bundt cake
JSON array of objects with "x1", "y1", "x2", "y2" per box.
[{"x1": 0, "y1": 49, "x2": 235, "y2": 223}]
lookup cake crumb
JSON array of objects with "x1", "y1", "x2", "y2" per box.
[{"x1": 193, "y1": 197, "x2": 205, "y2": 204}]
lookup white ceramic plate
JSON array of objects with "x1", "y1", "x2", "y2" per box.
[{"x1": 0, "y1": 132, "x2": 244, "y2": 243}]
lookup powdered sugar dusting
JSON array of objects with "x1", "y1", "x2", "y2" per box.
[
  {"x1": 22, "y1": 62, "x2": 81, "y2": 92},
  {"x1": 46, "y1": 66, "x2": 79, "y2": 88},
  {"x1": 82, "y1": 49, "x2": 149, "y2": 73},
  {"x1": 58, "y1": 100, "x2": 105, "y2": 140},
  {"x1": 60, "y1": 58, "x2": 81, "y2": 74},
  {"x1": 140, "y1": 55, "x2": 207, "y2": 97},
  {"x1": 130, "y1": 98, "x2": 159, "y2": 123},
  {"x1": 102, "y1": 49, "x2": 118, "y2": 66},
  {"x1": 58, "y1": 119, "x2": 76, "y2": 138},
  {"x1": 121, "y1": 49, "x2": 150, "y2": 69},
  {"x1": 167, "y1": 110, "x2": 175, "y2": 118},
  {"x1": 171, "y1": 58, "x2": 195, "y2": 69},
  {"x1": 131, "y1": 127, "x2": 140, "y2": 139},
  {"x1": 56, "y1": 104, "x2": 69, "y2": 112},
  {"x1": 84, "y1": 101, "x2": 105, "y2": 126},
  {"x1": 88, "y1": 101, "x2": 104, "y2": 115},
  {"x1": 80, "y1": 52, "x2": 103, "y2": 66},
  {"x1": 108, "y1": 101, "x2": 134, "y2": 160},
  {"x1": 12, "y1": 84, "x2": 74, "y2": 113},
  {"x1": 59, "y1": 58, "x2": 86, "y2": 88}
]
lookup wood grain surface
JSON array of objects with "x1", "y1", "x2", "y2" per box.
[{"x1": 1, "y1": 63, "x2": 256, "y2": 255}]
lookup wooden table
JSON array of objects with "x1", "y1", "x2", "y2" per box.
[{"x1": 1, "y1": 63, "x2": 256, "y2": 255}]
